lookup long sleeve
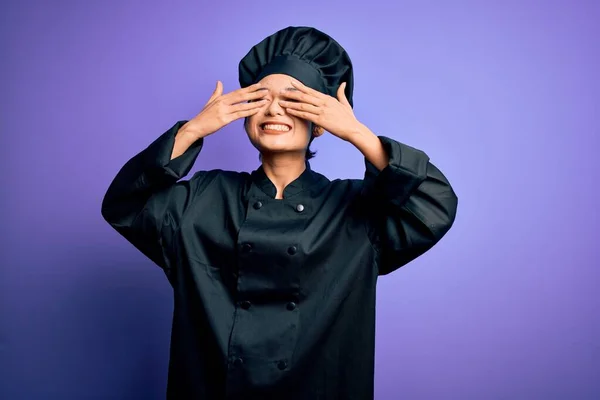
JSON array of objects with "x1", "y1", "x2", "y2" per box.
[
  {"x1": 101, "y1": 120, "x2": 205, "y2": 274},
  {"x1": 362, "y1": 136, "x2": 458, "y2": 276}
]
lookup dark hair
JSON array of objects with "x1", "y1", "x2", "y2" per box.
[
  {"x1": 245, "y1": 117, "x2": 317, "y2": 160},
  {"x1": 305, "y1": 130, "x2": 317, "y2": 159}
]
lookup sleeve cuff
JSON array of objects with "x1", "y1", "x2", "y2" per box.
[
  {"x1": 143, "y1": 120, "x2": 204, "y2": 180},
  {"x1": 364, "y1": 136, "x2": 430, "y2": 206}
]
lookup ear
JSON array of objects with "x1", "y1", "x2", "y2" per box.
[{"x1": 312, "y1": 125, "x2": 325, "y2": 137}]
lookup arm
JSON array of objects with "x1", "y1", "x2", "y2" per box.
[
  {"x1": 101, "y1": 120, "x2": 207, "y2": 273},
  {"x1": 101, "y1": 82, "x2": 268, "y2": 274},
  {"x1": 350, "y1": 124, "x2": 458, "y2": 276},
  {"x1": 270, "y1": 79, "x2": 457, "y2": 273}
]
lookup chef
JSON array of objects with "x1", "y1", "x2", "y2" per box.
[{"x1": 101, "y1": 25, "x2": 458, "y2": 400}]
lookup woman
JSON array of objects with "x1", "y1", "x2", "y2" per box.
[{"x1": 101, "y1": 26, "x2": 458, "y2": 400}]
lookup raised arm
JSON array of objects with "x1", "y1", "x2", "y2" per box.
[
  {"x1": 275, "y1": 79, "x2": 458, "y2": 275},
  {"x1": 356, "y1": 131, "x2": 458, "y2": 275},
  {"x1": 101, "y1": 81, "x2": 269, "y2": 274},
  {"x1": 100, "y1": 121, "x2": 206, "y2": 273}
]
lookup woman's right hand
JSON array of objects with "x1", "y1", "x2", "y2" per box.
[{"x1": 178, "y1": 81, "x2": 267, "y2": 141}]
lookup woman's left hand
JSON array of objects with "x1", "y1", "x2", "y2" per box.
[{"x1": 278, "y1": 78, "x2": 363, "y2": 141}]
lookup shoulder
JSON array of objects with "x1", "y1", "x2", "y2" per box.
[
  {"x1": 329, "y1": 176, "x2": 363, "y2": 187},
  {"x1": 314, "y1": 166, "x2": 364, "y2": 190},
  {"x1": 310, "y1": 169, "x2": 365, "y2": 198},
  {"x1": 189, "y1": 169, "x2": 251, "y2": 188}
]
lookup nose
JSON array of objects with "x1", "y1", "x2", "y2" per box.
[{"x1": 264, "y1": 96, "x2": 285, "y2": 116}]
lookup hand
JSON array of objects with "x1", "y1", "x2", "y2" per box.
[
  {"x1": 180, "y1": 81, "x2": 268, "y2": 140},
  {"x1": 278, "y1": 78, "x2": 362, "y2": 141}
]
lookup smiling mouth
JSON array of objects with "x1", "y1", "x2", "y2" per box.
[{"x1": 260, "y1": 123, "x2": 292, "y2": 133}]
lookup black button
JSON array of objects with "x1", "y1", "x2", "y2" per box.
[
  {"x1": 287, "y1": 302, "x2": 297, "y2": 311},
  {"x1": 233, "y1": 357, "x2": 244, "y2": 367},
  {"x1": 287, "y1": 246, "x2": 297, "y2": 255},
  {"x1": 240, "y1": 300, "x2": 251, "y2": 309},
  {"x1": 241, "y1": 243, "x2": 252, "y2": 253},
  {"x1": 277, "y1": 360, "x2": 288, "y2": 370},
  {"x1": 254, "y1": 201, "x2": 263, "y2": 209},
  {"x1": 296, "y1": 204, "x2": 304, "y2": 212}
]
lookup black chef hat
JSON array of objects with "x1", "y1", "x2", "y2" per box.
[{"x1": 238, "y1": 26, "x2": 354, "y2": 107}]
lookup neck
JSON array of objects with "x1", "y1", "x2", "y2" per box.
[{"x1": 260, "y1": 152, "x2": 306, "y2": 199}]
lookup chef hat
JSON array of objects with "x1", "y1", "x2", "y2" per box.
[{"x1": 238, "y1": 26, "x2": 354, "y2": 107}]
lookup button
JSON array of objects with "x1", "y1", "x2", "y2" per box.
[
  {"x1": 254, "y1": 201, "x2": 263, "y2": 210},
  {"x1": 296, "y1": 204, "x2": 305, "y2": 212},
  {"x1": 277, "y1": 360, "x2": 288, "y2": 370},
  {"x1": 287, "y1": 246, "x2": 297, "y2": 255},
  {"x1": 287, "y1": 302, "x2": 297, "y2": 311},
  {"x1": 240, "y1": 300, "x2": 251, "y2": 309},
  {"x1": 241, "y1": 243, "x2": 252, "y2": 253},
  {"x1": 233, "y1": 357, "x2": 244, "y2": 367}
]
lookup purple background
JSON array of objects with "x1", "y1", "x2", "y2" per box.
[{"x1": 2, "y1": 0, "x2": 599, "y2": 399}]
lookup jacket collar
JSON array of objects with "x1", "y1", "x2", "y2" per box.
[{"x1": 251, "y1": 161, "x2": 318, "y2": 198}]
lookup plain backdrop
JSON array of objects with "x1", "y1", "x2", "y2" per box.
[{"x1": 1, "y1": 0, "x2": 599, "y2": 399}]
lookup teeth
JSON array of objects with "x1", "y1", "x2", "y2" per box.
[{"x1": 262, "y1": 124, "x2": 290, "y2": 131}]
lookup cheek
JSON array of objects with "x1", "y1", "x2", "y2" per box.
[
  {"x1": 291, "y1": 117, "x2": 310, "y2": 132},
  {"x1": 244, "y1": 117, "x2": 256, "y2": 135}
]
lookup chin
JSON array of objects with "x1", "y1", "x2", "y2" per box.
[
  {"x1": 248, "y1": 128, "x2": 308, "y2": 156},
  {"x1": 255, "y1": 140, "x2": 306, "y2": 156},
  {"x1": 255, "y1": 131, "x2": 291, "y2": 147},
  {"x1": 258, "y1": 144, "x2": 298, "y2": 154}
]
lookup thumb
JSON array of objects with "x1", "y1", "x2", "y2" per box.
[
  {"x1": 337, "y1": 82, "x2": 350, "y2": 106},
  {"x1": 207, "y1": 80, "x2": 222, "y2": 104}
]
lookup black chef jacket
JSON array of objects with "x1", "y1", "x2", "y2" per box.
[{"x1": 101, "y1": 121, "x2": 458, "y2": 400}]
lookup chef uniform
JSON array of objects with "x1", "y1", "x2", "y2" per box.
[{"x1": 101, "y1": 26, "x2": 458, "y2": 400}]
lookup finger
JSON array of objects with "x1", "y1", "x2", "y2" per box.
[
  {"x1": 243, "y1": 82, "x2": 264, "y2": 92},
  {"x1": 285, "y1": 107, "x2": 317, "y2": 123},
  {"x1": 230, "y1": 82, "x2": 264, "y2": 97},
  {"x1": 230, "y1": 90, "x2": 268, "y2": 105},
  {"x1": 280, "y1": 89, "x2": 322, "y2": 107},
  {"x1": 279, "y1": 100, "x2": 321, "y2": 115},
  {"x1": 229, "y1": 99, "x2": 267, "y2": 112},
  {"x1": 219, "y1": 81, "x2": 262, "y2": 101},
  {"x1": 337, "y1": 82, "x2": 351, "y2": 107},
  {"x1": 289, "y1": 78, "x2": 325, "y2": 99},
  {"x1": 231, "y1": 107, "x2": 263, "y2": 120},
  {"x1": 228, "y1": 87, "x2": 268, "y2": 105}
]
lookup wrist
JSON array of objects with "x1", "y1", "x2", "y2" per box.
[
  {"x1": 349, "y1": 124, "x2": 389, "y2": 171},
  {"x1": 347, "y1": 123, "x2": 377, "y2": 149},
  {"x1": 177, "y1": 123, "x2": 205, "y2": 143}
]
